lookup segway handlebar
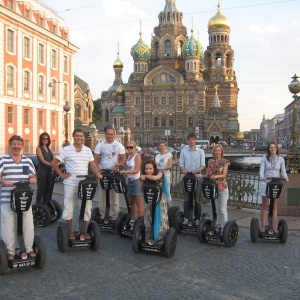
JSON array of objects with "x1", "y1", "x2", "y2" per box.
[{"x1": 264, "y1": 177, "x2": 286, "y2": 181}]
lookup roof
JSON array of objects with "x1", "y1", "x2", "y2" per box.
[
  {"x1": 74, "y1": 75, "x2": 89, "y2": 92},
  {"x1": 111, "y1": 105, "x2": 125, "y2": 114}
]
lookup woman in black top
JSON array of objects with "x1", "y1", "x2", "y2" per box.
[{"x1": 36, "y1": 132, "x2": 53, "y2": 204}]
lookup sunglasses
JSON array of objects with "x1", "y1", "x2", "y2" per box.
[
  {"x1": 42, "y1": 137, "x2": 49, "y2": 140},
  {"x1": 126, "y1": 146, "x2": 134, "y2": 149}
]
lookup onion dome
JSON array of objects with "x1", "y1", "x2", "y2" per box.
[
  {"x1": 130, "y1": 32, "x2": 150, "y2": 59},
  {"x1": 113, "y1": 52, "x2": 123, "y2": 68},
  {"x1": 182, "y1": 29, "x2": 202, "y2": 57},
  {"x1": 208, "y1": 4, "x2": 230, "y2": 30}
]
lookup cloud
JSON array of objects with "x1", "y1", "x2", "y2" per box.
[
  {"x1": 248, "y1": 24, "x2": 282, "y2": 35},
  {"x1": 104, "y1": 0, "x2": 147, "y2": 19}
]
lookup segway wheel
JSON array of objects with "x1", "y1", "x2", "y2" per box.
[
  {"x1": 164, "y1": 228, "x2": 177, "y2": 258},
  {"x1": 132, "y1": 223, "x2": 145, "y2": 253},
  {"x1": 0, "y1": 239, "x2": 8, "y2": 275},
  {"x1": 173, "y1": 210, "x2": 184, "y2": 234},
  {"x1": 278, "y1": 219, "x2": 288, "y2": 244},
  {"x1": 88, "y1": 221, "x2": 101, "y2": 250},
  {"x1": 197, "y1": 218, "x2": 211, "y2": 243},
  {"x1": 250, "y1": 217, "x2": 259, "y2": 243},
  {"x1": 57, "y1": 223, "x2": 68, "y2": 252},
  {"x1": 115, "y1": 212, "x2": 128, "y2": 237},
  {"x1": 91, "y1": 207, "x2": 101, "y2": 223},
  {"x1": 33, "y1": 235, "x2": 46, "y2": 268},
  {"x1": 49, "y1": 199, "x2": 63, "y2": 223},
  {"x1": 223, "y1": 221, "x2": 239, "y2": 247},
  {"x1": 134, "y1": 216, "x2": 144, "y2": 227},
  {"x1": 168, "y1": 206, "x2": 179, "y2": 228},
  {"x1": 32, "y1": 204, "x2": 51, "y2": 227}
]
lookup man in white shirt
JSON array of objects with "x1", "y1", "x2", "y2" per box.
[
  {"x1": 94, "y1": 127, "x2": 126, "y2": 220},
  {"x1": 51, "y1": 128, "x2": 102, "y2": 240}
]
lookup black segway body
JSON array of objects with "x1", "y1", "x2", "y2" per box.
[
  {"x1": 197, "y1": 178, "x2": 238, "y2": 247},
  {"x1": 0, "y1": 182, "x2": 46, "y2": 274},
  {"x1": 132, "y1": 179, "x2": 177, "y2": 258},
  {"x1": 250, "y1": 178, "x2": 287, "y2": 243},
  {"x1": 32, "y1": 164, "x2": 65, "y2": 227},
  {"x1": 57, "y1": 176, "x2": 100, "y2": 252}
]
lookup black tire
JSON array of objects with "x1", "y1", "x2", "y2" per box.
[
  {"x1": 134, "y1": 216, "x2": 144, "y2": 227},
  {"x1": 0, "y1": 239, "x2": 8, "y2": 275},
  {"x1": 223, "y1": 221, "x2": 239, "y2": 247},
  {"x1": 57, "y1": 223, "x2": 68, "y2": 252},
  {"x1": 197, "y1": 218, "x2": 211, "y2": 243},
  {"x1": 49, "y1": 199, "x2": 63, "y2": 223},
  {"x1": 132, "y1": 223, "x2": 145, "y2": 253},
  {"x1": 164, "y1": 228, "x2": 177, "y2": 258},
  {"x1": 201, "y1": 212, "x2": 209, "y2": 219},
  {"x1": 278, "y1": 219, "x2": 288, "y2": 244},
  {"x1": 168, "y1": 206, "x2": 179, "y2": 228},
  {"x1": 33, "y1": 235, "x2": 46, "y2": 268},
  {"x1": 115, "y1": 212, "x2": 128, "y2": 237},
  {"x1": 173, "y1": 210, "x2": 183, "y2": 234},
  {"x1": 91, "y1": 207, "x2": 101, "y2": 223},
  {"x1": 250, "y1": 217, "x2": 259, "y2": 243},
  {"x1": 32, "y1": 204, "x2": 51, "y2": 227},
  {"x1": 88, "y1": 221, "x2": 101, "y2": 250}
]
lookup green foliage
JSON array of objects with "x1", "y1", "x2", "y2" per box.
[{"x1": 93, "y1": 98, "x2": 102, "y2": 122}]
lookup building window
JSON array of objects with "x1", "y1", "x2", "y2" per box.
[
  {"x1": 136, "y1": 117, "x2": 140, "y2": 127},
  {"x1": 51, "y1": 49, "x2": 57, "y2": 68},
  {"x1": 63, "y1": 83, "x2": 68, "y2": 101},
  {"x1": 40, "y1": 17, "x2": 44, "y2": 27},
  {"x1": 24, "y1": 71, "x2": 30, "y2": 91},
  {"x1": 154, "y1": 117, "x2": 159, "y2": 127},
  {"x1": 75, "y1": 105, "x2": 81, "y2": 118},
  {"x1": 189, "y1": 97, "x2": 193, "y2": 105},
  {"x1": 38, "y1": 111, "x2": 44, "y2": 126},
  {"x1": 169, "y1": 117, "x2": 174, "y2": 127},
  {"x1": 136, "y1": 98, "x2": 141, "y2": 105},
  {"x1": 25, "y1": 8, "x2": 30, "y2": 19},
  {"x1": 24, "y1": 140, "x2": 30, "y2": 153},
  {"x1": 63, "y1": 56, "x2": 68, "y2": 73},
  {"x1": 188, "y1": 117, "x2": 194, "y2": 127},
  {"x1": 162, "y1": 97, "x2": 166, "y2": 104},
  {"x1": 51, "y1": 79, "x2": 57, "y2": 97},
  {"x1": 24, "y1": 109, "x2": 30, "y2": 125},
  {"x1": 165, "y1": 40, "x2": 171, "y2": 57},
  {"x1": 51, "y1": 112, "x2": 57, "y2": 127},
  {"x1": 8, "y1": 107, "x2": 14, "y2": 124},
  {"x1": 162, "y1": 117, "x2": 166, "y2": 127},
  {"x1": 8, "y1": 0, "x2": 14, "y2": 10},
  {"x1": 169, "y1": 97, "x2": 173, "y2": 104},
  {"x1": 38, "y1": 75, "x2": 44, "y2": 94},
  {"x1": 24, "y1": 37, "x2": 30, "y2": 58},
  {"x1": 7, "y1": 66, "x2": 14, "y2": 88},
  {"x1": 154, "y1": 97, "x2": 158, "y2": 105},
  {"x1": 52, "y1": 24, "x2": 56, "y2": 34},
  {"x1": 216, "y1": 54, "x2": 222, "y2": 67},
  {"x1": 7, "y1": 29, "x2": 15, "y2": 53},
  {"x1": 38, "y1": 44, "x2": 45, "y2": 64}
]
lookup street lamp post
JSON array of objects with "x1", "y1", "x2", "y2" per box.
[
  {"x1": 287, "y1": 74, "x2": 300, "y2": 173},
  {"x1": 63, "y1": 102, "x2": 71, "y2": 147}
]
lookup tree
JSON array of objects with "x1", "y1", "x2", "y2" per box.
[{"x1": 93, "y1": 98, "x2": 102, "y2": 122}]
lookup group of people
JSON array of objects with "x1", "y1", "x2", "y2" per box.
[{"x1": 0, "y1": 126, "x2": 289, "y2": 259}]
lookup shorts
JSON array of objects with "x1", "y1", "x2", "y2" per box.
[
  {"x1": 260, "y1": 181, "x2": 269, "y2": 197},
  {"x1": 127, "y1": 178, "x2": 143, "y2": 196}
]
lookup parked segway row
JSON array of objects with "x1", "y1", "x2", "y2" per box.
[
  {"x1": 57, "y1": 175, "x2": 100, "y2": 252},
  {"x1": 0, "y1": 182, "x2": 46, "y2": 275},
  {"x1": 32, "y1": 164, "x2": 65, "y2": 227},
  {"x1": 250, "y1": 177, "x2": 288, "y2": 243},
  {"x1": 132, "y1": 179, "x2": 177, "y2": 258},
  {"x1": 174, "y1": 172, "x2": 208, "y2": 234},
  {"x1": 197, "y1": 177, "x2": 239, "y2": 247}
]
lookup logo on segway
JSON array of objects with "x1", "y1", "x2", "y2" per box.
[{"x1": 21, "y1": 253, "x2": 28, "y2": 259}]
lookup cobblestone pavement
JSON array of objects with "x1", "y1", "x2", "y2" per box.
[{"x1": 0, "y1": 188, "x2": 299, "y2": 300}]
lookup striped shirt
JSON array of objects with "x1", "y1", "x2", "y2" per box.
[
  {"x1": 0, "y1": 155, "x2": 36, "y2": 203},
  {"x1": 55, "y1": 144, "x2": 94, "y2": 186}
]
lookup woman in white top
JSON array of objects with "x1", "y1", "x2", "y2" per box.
[
  {"x1": 155, "y1": 141, "x2": 173, "y2": 206},
  {"x1": 121, "y1": 141, "x2": 144, "y2": 229}
]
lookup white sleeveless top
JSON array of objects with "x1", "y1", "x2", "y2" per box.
[{"x1": 126, "y1": 153, "x2": 140, "y2": 180}]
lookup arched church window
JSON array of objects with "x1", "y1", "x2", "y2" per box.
[
  {"x1": 188, "y1": 117, "x2": 194, "y2": 127},
  {"x1": 167, "y1": 12, "x2": 171, "y2": 22},
  {"x1": 114, "y1": 118, "x2": 117, "y2": 127},
  {"x1": 75, "y1": 104, "x2": 81, "y2": 118},
  {"x1": 216, "y1": 54, "x2": 222, "y2": 68},
  {"x1": 154, "y1": 117, "x2": 159, "y2": 127},
  {"x1": 226, "y1": 54, "x2": 231, "y2": 68},
  {"x1": 177, "y1": 41, "x2": 182, "y2": 57},
  {"x1": 165, "y1": 40, "x2": 171, "y2": 57},
  {"x1": 154, "y1": 41, "x2": 159, "y2": 59},
  {"x1": 161, "y1": 117, "x2": 166, "y2": 127},
  {"x1": 105, "y1": 109, "x2": 109, "y2": 122}
]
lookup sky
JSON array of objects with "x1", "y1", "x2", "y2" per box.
[{"x1": 41, "y1": 0, "x2": 300, "y2": 131}]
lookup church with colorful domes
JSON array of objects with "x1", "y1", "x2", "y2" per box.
[{"x1": 100, "y1": 1, "x2": 239, "y2": 146}]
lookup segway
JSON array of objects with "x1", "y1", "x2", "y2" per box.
[
  {"x1": 197, "y1": 177, "x2": 239, "y2": 247},
  {"x1": 0, "y1": 182, "x2": 46, "y2": 275},
  {"x1": 250, "y1": 178, "x2": 288, "y2": 243},
  {"x1": 56, "y1": 175, "x2": 100, "y2": 252},
  {"x1": 91, "y1": 169, "x2": 117, "y2": 232},
  {"x1": 32, "y1": 164, "x2": 65, "y2": 227},
  {"x1": 174, "y1": 172, "x2": 208, "y2": 234},
  {"x1": 114, "y1": 172, "x2": 144, "y2": 238},
  {"x1": 132, "y1": 179, "x2": 177, "y2": 258}
]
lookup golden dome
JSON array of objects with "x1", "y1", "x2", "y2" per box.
[
  {"x1": 236, "y1": 132, "x2": 244, "y2": 141},
  {"x1": 113, "y1": 53, "x2": 123, "y2": 68},
  {"x1": 208, "y1": 4, "x2": 230, "y2": 31}
]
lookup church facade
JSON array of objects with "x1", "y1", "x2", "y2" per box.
[{"x1": 101, "y1": 1, "x2": 240, "y2": 146}]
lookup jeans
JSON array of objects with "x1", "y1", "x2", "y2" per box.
[{"x1": 216, "y1": 188, "x2": 229, "y2": 228}]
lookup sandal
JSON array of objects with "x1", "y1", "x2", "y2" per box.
[
  {"x1": 158, "y1": 240, "x2": 165, "y2": 245},
  {"x1": 8, "y1": 253, "x2": 14, "y2": 261},
  {"x1": 69, "y1": 233, "x2": 75, "y2": 240},
  {"x1": 273, "y1": 229, "x2": 279, "y2": 234},
  {"x1": 260, "y1": 227, "x2": 266, "y2": 233},
  {"x1": 85, "y1": 233, "x2": 91, "y2": 239},
  {"x1": 27, "y1": 251, "x2": 36, "y2": 258}
]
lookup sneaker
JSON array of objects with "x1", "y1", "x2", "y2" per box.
[
  {"x1": 195, "y1": 219, "x2": 200, "y2": 226},
  {"x1": 182, "y1": 218, "x2": 188, "y2": 225},
  {"x1": 129, "y1": 220, "x2": 135, "y2": 230}
]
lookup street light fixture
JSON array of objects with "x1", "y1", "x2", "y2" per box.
[{"x1": 287, "y1": 74, "x2": 300, "y2": 173}]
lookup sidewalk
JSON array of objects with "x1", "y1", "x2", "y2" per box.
[{"x1": 34, "y1": 182, "x2": 300, "y2": 232}]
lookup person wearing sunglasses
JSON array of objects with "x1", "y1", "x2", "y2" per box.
[
  {"x1": 36, "y1": 132, "x2": 53, "y2": 204},
  {"x1": 120, "y1": 141, "x2": 144, "y2": 229}
]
